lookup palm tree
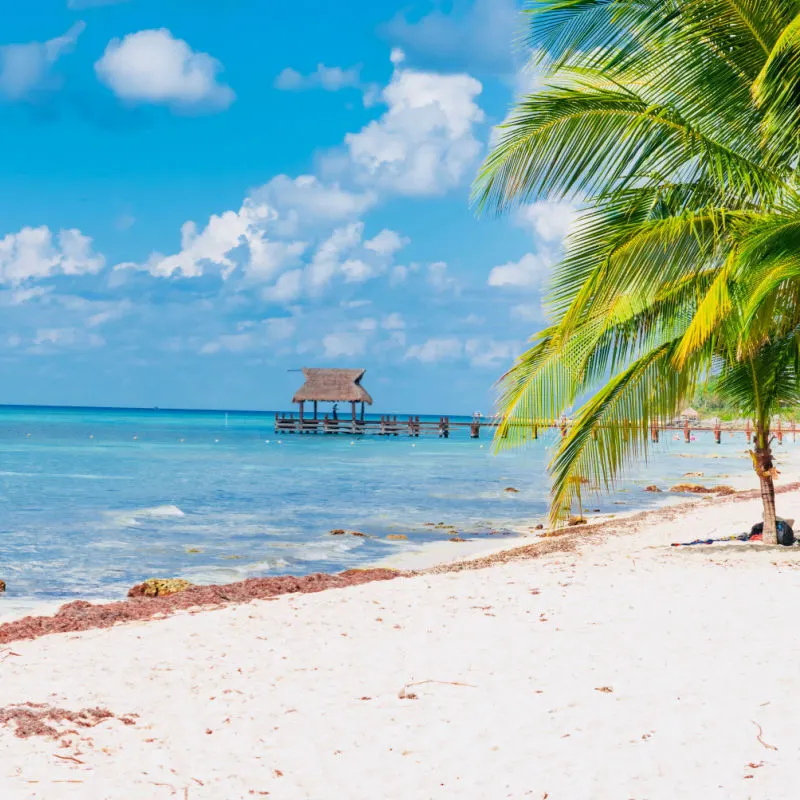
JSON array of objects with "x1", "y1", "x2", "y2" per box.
[{"x1": 473, "y1": 0, "x2": 800, "y2": 543}]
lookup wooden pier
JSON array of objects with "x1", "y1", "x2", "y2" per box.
[
  {"x1": 274, "y1": 414, "x2": 800, "y2": 442},
  {"x1": 282, "y1": 369, "x2": 798, "y2": 442}
]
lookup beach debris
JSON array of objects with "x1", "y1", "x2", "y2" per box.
[
  {"x1": 504, "y1": 487, "x2": 520, "y2": 493},
  {"x1": 0, "y1": 703, "x2": 136, "y2": 740},
  {"x1": 595, "y1": 686, "x2": 614, "y2": 693},
  {"x1": 330, "y1": 529, "x2": 346, "y2": 535},
  {"x1": 449, "y1": 537, "x2": 467, "y2": 543},
  {"x1": 534, "y1": 524, "x2": 544, "y2": 530},
  {"x1": 398, "y1": 679, "x2": 476, "y2": 700},
  {"x1": 387, "y1": 534, "x2": 408, "y2": 541},
  {"x1": 670, "y1": 483, "x2": 715, "y2": 494},
  {"x1": 684, "y1": 472, "x2": 704, "y2": 478},
  {"x1": 567, "y1": 517, "x2": 587, "y2": 526},
  {"x1": 644, "y1": 485, "x2": 662, "y2": 493},
  {"x1": 185, "y1": 548, "x2": 203, "y2": 554},
  {"x1": 127, "y1": 578, "x2": 194, "y2": 598},
  {"x1": 713, "y1": 485, "x2": 737, "y2": 496},
  {"x1": 752, "y1": 721, "x2": 778, "y2": 751},
  {"x1": 0, "y1": 579, "x2": 5, "y2": 592}
]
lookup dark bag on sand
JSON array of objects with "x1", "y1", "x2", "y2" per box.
[{"x1": 750, "y1": 521, "x2": 795, "y2": 546}]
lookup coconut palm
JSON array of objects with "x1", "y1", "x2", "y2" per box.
[{"x1": 473, "y1": 0, "x2": 800, "y2": 543}]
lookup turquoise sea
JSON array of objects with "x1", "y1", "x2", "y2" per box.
[{"x1": 0, "y1": 405, "x2": 778, "y2": 618}]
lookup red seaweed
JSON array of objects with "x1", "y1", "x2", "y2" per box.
[{"x1": 0, "y1": 569, "x2": 401, "y2": 646}]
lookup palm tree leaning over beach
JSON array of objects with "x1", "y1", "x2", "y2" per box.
[{"x1": 474, "y1": 0, "x2": 800, "y2": 543}]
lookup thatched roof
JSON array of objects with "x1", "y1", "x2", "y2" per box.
[
  {"x1": 292, "y1": 368, "x2": 373, "y2": 404},
  {"x1": 681, "y1": 407, "x2": 700, "y2": 419}
]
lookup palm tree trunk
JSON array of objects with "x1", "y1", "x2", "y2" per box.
[{"x1": 754, "y1": 423, "x2": 778, "y2": 545}]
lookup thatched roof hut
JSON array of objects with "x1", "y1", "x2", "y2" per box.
[
  {"x1": 292, "y1": 368, "x2": 373, "y2": 404},
  {"x1": 681, "y1": 406, "x2": 700, "y2": 420}
]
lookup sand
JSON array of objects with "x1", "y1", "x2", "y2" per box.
[{"x1": 2, "y1": 483, "x2": 800, "y2": 799}]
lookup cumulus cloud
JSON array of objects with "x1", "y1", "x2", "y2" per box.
[
  {"x1": 262, "y1": 270, "x2": 303, "y2": 303},
  {"x1": 334, "y1": 52, "x2": 485, "y2": 196},
  {"x1": 126, "y1": 175, "x2": 376, "y2": 282},
  {"x1": 364, "y1": 229, "x2": 408, "y2": 257},
  {"x1": 308, "y1": 223, "x2": 364, "y2": 290},
  {"x1": 249, "y1": 175, "x2": 377, "y2": 238},
  {"x1": 465, "y1": 338, "x2": 519, "y2": 368},
  {"x1": 516, "y1": 201, "x2": 577, "y2": 243},
  {"x1": 95, "y1": 29, "x2": 235, "y2": 112},
  {"x1": 488, "y1": 252, "x2": 552, "y2": 288},
  {"x1": 406, "y1": 337, "x2": 462, "y2": 363},
  {"x1": 323, "y1": 331, "x2": 367, "y2": 358},
  {"x1": 0, "y1": 22, "x2": 85, "y2": 101},
  {"x1": 427, "y1": 261, "x2": 459, "y2": 293},
  {"x1": 0, "y1": 226, "x2": 104, "y2": 285},
  {"x1": 384, "y1": 0, "x2": 520, "y2": 75}
]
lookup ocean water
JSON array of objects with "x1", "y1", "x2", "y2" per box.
[{"x1": 0, "y1": 405, "x2": 783, "y2": 617}]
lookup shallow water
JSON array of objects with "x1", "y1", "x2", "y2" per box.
[{"x1": 0, "y1": 405, "x2": 784, "y2": 616}]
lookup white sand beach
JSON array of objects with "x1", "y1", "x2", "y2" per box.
[{"x1": 3, "y1": 482, "x2": 800, "y2": 799}]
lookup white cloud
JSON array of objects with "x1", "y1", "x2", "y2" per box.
[
  {"x1": 385, "y1": 0, "x2": 520, "y2": 75},
  {"x1": 382, "y1": 312, "x2": 405, "y2": 330},
  {"x1": 337, "y1": 58, "x2": 485, "y2": 196},
  {"x1": 0, "y1": 226, "x2": 104, "y2": 285},
  {"x1": 341, "y1": 299, "x2": 371, "y2": 309},
  {"x1": 390, "y1": 265, "x2": 408, "y2": 286},
  {"x1": 341, "y1": 258, "x2": 377, "y2": 283},
  {"x1": 356, "y1": 317, "x2": 378, "y2": 332},
  {"x1": 488, "y1": 252, "x2": 552, "y2": 288},
  {"x1": 428, "y1": 261, "x2": 459, "y2": 293},
  {"x1": 262, "y1": 269, "x2": 303, "y2": 303},
  {"x1": 250, "y1": 175, "x2": 376, "y2": 237},
  {"x1": 200, "y1": 317, "x2": 297, "y2": 355},
  {"x1": 323, "y1": 331, "x2": 367, "y2": 358},
  {"x1": 58, "y1": 229, "x2": 105, "y2": 275},
  {"x1": 11, "y1": 286, "x2": 52, "y2": 304},
  {"x1": 511, "y1": 303, "x2": 544, "y2": 323},
  {"x1": 129, "y1": 175, "x2": 374, "y2": 281},
  {"x1": 364, "y1": 229, "x2": 408, "y2": 257},
  {"x1": 32, "y1": 327, "x2": 104, "y2": 350},
  {"x1": 406, "y1": 337, "x2": 462, "y2": 363},
  {"x1": 0, "y1": 22, "x2": 85, "y2": 101},
  {"x1": 465, "y1": 338, "x2": 519, "y2": 368},
  {"x1": 275, "y1": 64, "x2": 361, "y2": 92},
  {"x1": 95, "y1": 29, "x2": 234, "y2": 112},
  {"x1": 308, "y1": 223, "x2": 364, "y2": 290},
  {"x1": 516, "y1": 201, "x2": 577, "y2": 243}
]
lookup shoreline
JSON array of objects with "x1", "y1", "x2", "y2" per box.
[
  {"x1": 3, "y1": 478, "x2": 798, "y2": 647},
  {"x1": 4, "y1": 477, "x2": 800, "y2": 796}
]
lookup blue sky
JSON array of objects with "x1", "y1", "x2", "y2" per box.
[{"x1": 0, "y1": 0, "x2": 574, "y2": 414}]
